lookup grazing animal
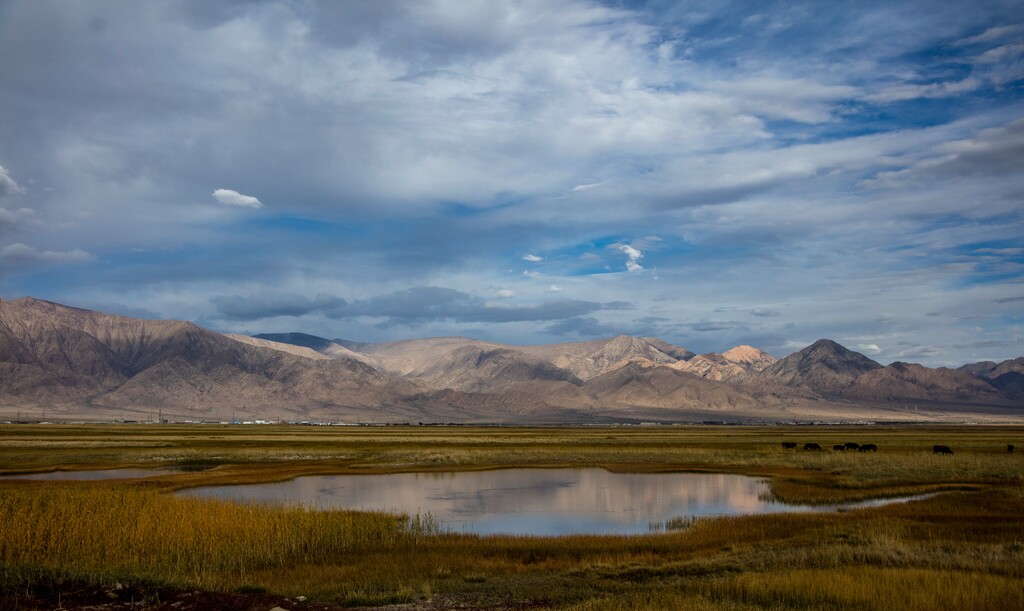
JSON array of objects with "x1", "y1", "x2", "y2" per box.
[
  {"x1": 933, "y1": 445, "x2": 953, "y2": 455},
  {"x1": 803, "y1": 442, "x2": 822, "y2": 451},
  {"x1": 844, "y1": 442, "x2": 861, "y2": 451},
  {"x1": 782, "y1": 442, "x2": 797, "y2": 449},
  {"x1": 1008, "y1": 444, "x2": 1015, "y2": 454},
  {"x1": 833, "y1": 444, "x2": 846, "y2": 451},
  {"x1": 859, "y1": 443, "x2": 877, "y2": 452}
]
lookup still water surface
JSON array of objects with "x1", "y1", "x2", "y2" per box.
[{"x1": 179, "y1": 469, "x2": 926, "y2": 536}]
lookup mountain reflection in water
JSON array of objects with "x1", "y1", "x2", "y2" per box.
[{"x1": 181, "y1": 469, "x2": 903, "y2": 535}]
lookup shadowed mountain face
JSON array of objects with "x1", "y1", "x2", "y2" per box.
[
  {"x1": 844, "y1": 362, "x2": 1003, "y2": 403},
  {"x1": 959, "y1": 357, "x2": 1024, "y2": 398},
  {"x1": 0, "y1": 298, "x2": 404, "y2": 419},
  {"x1": 1, "y1": 298, "x2": 1021, "y2": 423},
  {"x1": 759, "y1": 339, "x2": 883, "y2": 396}
]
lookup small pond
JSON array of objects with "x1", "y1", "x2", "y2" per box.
[{"x1": 178, "y1": 469, "x2": 932, "y2": 536}]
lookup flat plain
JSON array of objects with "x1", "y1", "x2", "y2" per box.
[{"x1": 1, "y1": 424, "x2": 1022, "y2": 610}]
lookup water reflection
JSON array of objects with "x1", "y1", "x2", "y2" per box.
[{"x1": 179, "y1": 469, "x2": 923, "y2": 536}]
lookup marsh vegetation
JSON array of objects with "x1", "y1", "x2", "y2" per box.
[{"x1": 1, "y1": 424, "x2": 1022, "y2": 609}]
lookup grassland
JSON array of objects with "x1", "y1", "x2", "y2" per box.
[{"x1": 1, "y1": 424, "x2": 1022, "y2": 609}]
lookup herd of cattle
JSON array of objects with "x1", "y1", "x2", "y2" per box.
[{"x1": 781, "y1": 442, "x2": 1017, "y2": 455}]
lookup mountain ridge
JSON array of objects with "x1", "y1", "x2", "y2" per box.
[{"x1": 1, "y1": 298, "x2": 1020, "y2": 423}]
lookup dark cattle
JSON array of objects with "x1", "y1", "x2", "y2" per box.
[
  {"x1": 844, "y1": 442, "x2": 861, "y2": 451},
  {"x1": 859, "y1": 443, "x2": 877, "y2": 452},
  {"x1": 803, "y1": 443, "x2": 822, "y2": 451},
  {"x1": 1008, "y1": 444, "x2": 1015, "y2": 454},
  {"x1": 782, "y1": 442, "x2": 797, "y2": 449},
  {"x1": 833, "y1": 444, "x2": 846, "y2": 451},
  {"x1": 933, "y1": 445, "x2": 954, "y2": 455}
]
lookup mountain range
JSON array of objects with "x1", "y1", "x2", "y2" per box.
[{"x1": 1, "y1": 297, "x2": 1020, "y2": 424}]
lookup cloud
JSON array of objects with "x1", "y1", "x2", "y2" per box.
[
  {"x1": 864, "y1": 78, "x2": 982, "y2": 103},
  {"x1": 616, "y1": 244, "x2": 644, "y2": 272},
  {"x1": 212, "y1": 286, "x2": 613, "y2": 325},
  {"x1": 686, "y1": 320, "x2": 747, "y2": 332},
  {"x1": 522, "y1": 254, "x2": 543, "y2": 262},
  {"x1": 750, "y1": 308, "x2": 780, "y2": 317},
  {"x1": 857, "y1": 343, "x2": 882, "y2": 354},
  {"x1": 545, "y1": 316, "x2": 619, "y2": 337},
  {"x1": 957, "y1": 24, "x2": 1024, "y2": 45},
  {"x1": 570, "y1": 179, "x2": 611, "y2": 192},
  {"x1": 0, "y1": 165, "x2": 24, "y2": 197},
  {"x1": 2, "y1": 1, "x2": 1023, "y2": 367},
  {"x1": 0, "y1": 243, "x2": 95, "y2": 270},
  {"x1": 864, "y1": 118, "x2": 1024, "y2": 190},
  {"x1": 212, "y1": 188, "x2": 263, "y2": 208},
  {"x1": 211, "y1": 293, "x2": 347, "y2": 320},
  {"x1": 493, "y1": 288, "x2": 515, "y2": 298},
  {"x1": 548, "y1": 284, "x2": 563, "y2": 292},
  {"x1": 0, "y1": 207, "x2": 34, "y2": 235},
  {"x1": 976, "y1": 42, "x2": 1024, "y2": 65}
]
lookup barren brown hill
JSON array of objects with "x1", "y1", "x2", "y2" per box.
[
  {"x1": 721, "y1": 345, "x2": 777, "y2": 371},
  {"x1": 670, "y1": 345, "x2": 774, "y2": 382},
  {"x1": 0, "y1": 298, "x2": 412, "y2": 420},
  {"x1": 843, "y1": 361, "x2": 1006, "y2": 404},
  {"x1": 759, "y1": 339, "x2": 883, "y2": 397},
  {"x1": 329, "y1": 334, "x2": 690, "y2": 390},
  {"x1": 2, "y1": 298, "x2": 1021, "y2": 423},
  {"x1": 579, "y1": 362, "x2": 766, "y2": 411},
  {"x1": 253, "y1": 332, "x2": 382, "y2": 368},
  {"x1": 517, "y1": 335, "x2": 691, "y2": 380},
  {"x1": 671, "y1": 353, "x2": 749, "y2": 382},
  {"x1": 408, "y1": 346, "x2": 582, "y2": 393}
]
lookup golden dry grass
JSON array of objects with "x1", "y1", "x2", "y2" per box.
[{"x1": 0, "y1": 424, "x2": 1022, "y2": 609}]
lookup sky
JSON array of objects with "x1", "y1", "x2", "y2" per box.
[{"x1": 1, "y1": 0, "x2": 1023, "y2": 367}]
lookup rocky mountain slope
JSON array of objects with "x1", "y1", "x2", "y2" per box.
[
  {"x1": 1, "y1": 298, "x2": 1020, "y2": 423},
  {"x1": 0, "y1": 298, "x2": 416, "y2": 420},
  {"x1": 959, "y1": 358, "x2": 1024, "y2": 397},
  {"x1": 759, "y1": 339, "x2": 883, "y2": 396},
  {"x1": 670, "y1": 346, "x2": 777, "y2": 382},
  {"x1": 844, "y1": 362, "x2": 1005, "y2": 404}
]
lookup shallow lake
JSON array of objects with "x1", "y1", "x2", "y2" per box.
[{"x1": 178, "y1": 469, "x2": 929, "y2": 536}]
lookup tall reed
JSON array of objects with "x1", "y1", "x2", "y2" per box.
[{"x1": 0, "y1": 483, "x2": 434, "y2": 587}]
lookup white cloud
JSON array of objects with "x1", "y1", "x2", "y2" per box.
[
  {"x1": 864, "y1": 78, "x2": 981, "y2": 103},
  {"x1": 617, "y1": 244, "x2": 644, "y2": 272},
  {"x1": 570, "y1": 179, "x2": 611, "y2": 192},
  {"x1": 523, "y1": 270, "x2": 542, "y2": 279},
  {"x1": 493, "y1": 288, "x2": 515, "y2": 298},
  {"x1": 857, "y1": 343, "x2": 882, "y2": 354},
  {"x1": 212, "y1": 188, "x2": 263, "y2": 208},
  {"x1": 957, "y1": 24, "x2": 1024, "y2": 45},
  {"x1": 0, "y1": 165, "x2": 25, "y2": 197},
  {"x1": 548, "y1": 284, "x2": 563, "y2": 292},
  {"x1": 976, "y1": 42, "x2": 1024, "y2": 65},
  {"x1": 522, "y1": 254, "x2": 543, "y2": 262},
  {"x1": 0, "y1": 243, "x2": 95, "y2": 266}
]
